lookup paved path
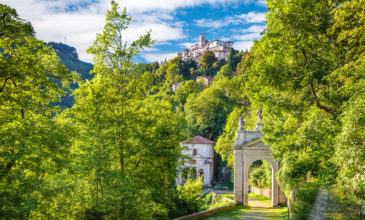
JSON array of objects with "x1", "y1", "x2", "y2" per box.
[
  {"x1": 205, "y1": 193, "x2": 287, "y2": 220},
  {"x1": 308, "y1": 189, "x2": 329, "y2": 220}
]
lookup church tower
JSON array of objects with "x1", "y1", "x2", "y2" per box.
[{"x1": 199, "y1": 32, "x2": 206, "y2": 47}]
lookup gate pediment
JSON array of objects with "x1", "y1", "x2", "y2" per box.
[
  {"x1": 240, "y1": 138, "x2": 269, "y2": 149},
  {"x1": 233, "y1": 123, "x2": 269, "y2": 150}
]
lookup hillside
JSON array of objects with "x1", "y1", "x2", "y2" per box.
[{"x1": 48, "y1": 42, "x2": 94, "y2": 108}]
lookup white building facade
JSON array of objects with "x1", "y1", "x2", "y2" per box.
[{"x1": 176, "y1": 136, "x2": 215, "y2": 186}]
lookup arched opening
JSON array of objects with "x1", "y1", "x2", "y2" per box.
[
  {"x1": 198, "y1": 169, "x2": 204, "y2": 178},
  {"x1": 182, "y1": 167, "x2": 189, "y2": 184},
  {"x1": 188, "y1": 167, "x2": 197, "y2": 179},
  {"x1": 247, "y1": 159, "x2": 274, "y2": 207}
]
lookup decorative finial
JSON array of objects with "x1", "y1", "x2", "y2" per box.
[
  {"x1": 256, "y1": 109, "x2": 262, "y2": 124},
  {"x1": 238, "y1": 116, "x2": 244, "y2": 131}
]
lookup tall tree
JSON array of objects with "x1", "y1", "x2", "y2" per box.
[
  {"x1": 0, "y1": 4, "x2": 75, "y2": 218},
  {"x1": 72, "y1": 1, "x2": 153, "y2": 217},
  {"x1": 71, "y1": 1, "x2": 186, "y2": 218},
  {"x1": 226, "y1": 48, "x2": 243, "y2": 72},
  {"x1": 199, "y1": 51, "x2": 216, "y2": 69}
]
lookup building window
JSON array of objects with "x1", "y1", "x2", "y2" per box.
[
  {"x1": 193, "y1": 149, "x2": 197, "y2": 156},
  {"x1": 189, "y1": 167, "x2": 197, "y2": 179},
  {"x1": 182, "y1": 168, "x2": 189, "y2": 180}
]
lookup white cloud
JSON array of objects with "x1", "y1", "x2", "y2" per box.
[
  {"x1": 143, "y1": 47, "x2": 159, "y2": 52},
  {"x1": 232, "y1": 32, "x2": 261, "y2": 41},
  {"x1": 235, "y1": 12, "x2": 266, "y2": 23},
  {"x1": 230, "y1": 24, "x2": 265, "y2": 49},
  {"x1": 141, "y1": 52, "x2": 178, "y2": 62},
  {"x1": 179, "y1": 42, "x2": 196, "y2": 49},
  {"x1": 127, "y1": 23, "x2": 186, "y2": 42},
  {"x1": 233, "y1": 41, "x2": 254, "y2": 51},
  {"x1": 243, "y1": 0, "x2": 267, "y2": 6},
  {"x1": 195, "y1": 19, "x2": 227, "y2": 29},
  {"x1": 2, "y1": 0, "x2": 265, "y2": 63},
  {"x1": 117, "y1": 0, "x2": 241, "y2": 13},
  {"x1": 239, "y1": 24, "x2": 266, "y2": 33},
  {"x1": 195, "y1": 12, "x2": 266, "y2": 29},
  {"x1": 2, "y1": 0, "x2": 191, "y2": 63}
]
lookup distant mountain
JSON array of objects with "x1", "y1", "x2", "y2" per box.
[{"x1": 48, "y1": 42, "x2": 94, "y2": 108}]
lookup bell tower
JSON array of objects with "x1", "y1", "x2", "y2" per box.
[{"x1": 199, "y1": 32, "x2": 206, "y2": 47}]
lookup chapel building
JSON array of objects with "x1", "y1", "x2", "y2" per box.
[{"x1": 176, "y1": 135, "x2": 215, "y2": 186}]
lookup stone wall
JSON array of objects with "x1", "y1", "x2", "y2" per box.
[
  {"x1": 278, "y1": 185, "x2": 287, "y2": 206},
  {"x1": 251, "y1": 187, "x2": 272, "y2": 198},
  {"x1": 250, "y1": 186, "x2": 287, "y2": 206}
]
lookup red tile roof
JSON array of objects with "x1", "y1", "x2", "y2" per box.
[{"x1": 181, "y1": 135, "x2": 215, "y2": 144}]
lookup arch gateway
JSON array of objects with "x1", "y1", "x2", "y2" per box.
[{"x1": 232, "y1": 113, "x2": 286, "y2": 206}]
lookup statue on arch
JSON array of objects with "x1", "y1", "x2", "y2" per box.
[
  {"x1": 257, "y1": 109, "x2": 262, "y2": 124},
  {"x1": 238, "y1": 116, "x2": 244, "y2": 131}
]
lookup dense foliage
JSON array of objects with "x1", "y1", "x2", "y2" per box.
[
  {"x1": 236, "y1": 0, "x2": 365, "y2": 214},
  {"x1": 0, "y1": 2, "x2": 189, "y2": 219},
  {"x1": 1, "y1": 0, "x2": 364, "y2": 218},
  {"x1": 0, "y1": 4, "x2": 76, "y2": 218}
]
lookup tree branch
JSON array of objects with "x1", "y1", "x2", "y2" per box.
[
  {"x1": 302, "y1": 48, "x2": 309, "y2": 63},
  {"x1": 310, "y1": 83, "x2": 334, "y2": 114},
  {"x1": 0, "y1": 78, "x2": 9, "y2": 93}
]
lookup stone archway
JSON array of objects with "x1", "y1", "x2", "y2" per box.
[{"x1": 232, "y1": 114, "x2": 282, "y2": 207}]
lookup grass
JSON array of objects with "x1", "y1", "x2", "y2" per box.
[
  {"x1": 248, "y1": 192, "x2": 272, "y2": 207},
  {"x1": 220, "y1": 193, "x2": 234, "y2": 200},
  {"x1": 205, "y1": 200, "x2": 231, "y2": 210}
]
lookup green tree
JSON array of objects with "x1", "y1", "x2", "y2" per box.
[
  {"x1": 214, "y1": 64, "x2": 234, "y2": 80},
  {"x1": 185, "y1": 77, "x2": 242, "y2": 140},
  {"x1": 183, "y1": 59, "x2": 197, "y2": 80},
  {"x1": 166, "y1": 62, "x2": 183, "y2": 84},
  {"x1": 0, "y1": 4, "x2": 75, "y2": 218},
  {"x1": 175, "y1": 80, "x2": 202, "y2": 105},
  {"x1": 71, "y1": 1, "x2": 187, "y2": 218},
  {"x1": 71, "y1": 1, "x2": 156, "y2": 217},
  {"x1": 199, "y1": 51, "x2": 216, "y2": 69},
  {"x1": 226, "y1": 48, "x2": 243, "y2": 71},
  {"x1": 177, "y1": 176, "x2": 203, "y2": 200},
  {"x1": 335, "y1": 61, "x2": 365, "y2": 200},
  {"x1": 215, "y1": 106, "x2": 246, "y2": 168}
]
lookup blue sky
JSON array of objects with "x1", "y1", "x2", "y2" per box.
[{"x1": 3, "y1": 0, "x2": 267, "y2": 63}]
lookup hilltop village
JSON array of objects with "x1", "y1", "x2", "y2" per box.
[{"x1": 180, "y1": 33, "x2": 233, "y2": 64}]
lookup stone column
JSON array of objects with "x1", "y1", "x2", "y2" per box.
[
  {"x1": 176, "y1": 172, "x2": 181, "y2": 185},
  {"x1": 278, "y1": 161, "x2": 287, "y2": 205},
  {"x1": 272, "y1": 162, "x2": 279, "y2": 206},
  {"x1": 234, "y1": 150, "x2": 243, "y2": 204},
  {"x1": 243, "y1": 160, "x2": 249, "y2": 206}
]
